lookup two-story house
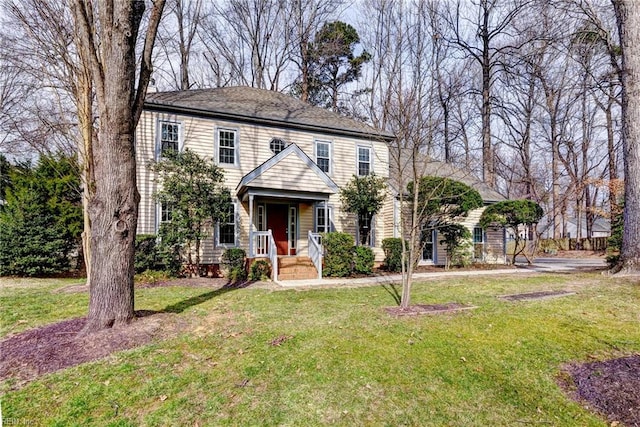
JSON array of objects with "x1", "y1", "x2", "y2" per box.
[{"x1": 135, "y1": 86, "x2": 395, "y2": 280}]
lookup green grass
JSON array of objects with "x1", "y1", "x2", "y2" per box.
[{"x1": 1, "y1": 273, "x2": 639, "y2": 426}]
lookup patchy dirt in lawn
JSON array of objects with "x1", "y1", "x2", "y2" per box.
[
  {"x1": 499, "y1": 290, "x2": 576, "y2": 301},
  {"x1": 1, "y1": 280, "x2": 274, "y2": 389},
  {"x1": 0, "y1": 311, "x2": 189, "y2": 389},
  {"x1": 562, "y1": 354, "x2": 640, "y2": 427},
  {"x1": 385, "y1": 302, "x2": 476, "y2": 316}
]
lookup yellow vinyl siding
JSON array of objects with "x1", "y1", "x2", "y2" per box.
[{"x1": 136, "y1": 109, "x2": 394, "y2": 263}]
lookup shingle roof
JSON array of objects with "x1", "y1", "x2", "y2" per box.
[
  {"x1": 389, "y1": 151, "x2": 505, "y2": 203},
  {"x1": 145, "y1": 86, "x2": 395, "y2": 141}
]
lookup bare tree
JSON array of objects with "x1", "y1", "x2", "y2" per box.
[
  {"x1": 72, "y1": 0, "x2": 165, "y2": 332},
  {"x1": 199, "y1": 0, "x2": 295, "y2": 90},
  {"x1": 359, "y1": 0, "x2": 449, "y2": 308},
  {"x1": 155, "y1": 0, "x2": 204, "y2": 90},
  {"x1": 612, "y1": 0, "x2": 640, "y2": 274},
  {"x1": 444, "y1": 0, "x2": 533, "y2": 187}
]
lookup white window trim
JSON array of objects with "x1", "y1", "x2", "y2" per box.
[
  {"x1": 314, "y1": 139, "x2": 332, "y2": 175},
  {"x1": 356, "y1": 145, "x2": 373, "y2": 176},
  {"x1": 156, "y1": 119, "x2": 183, "y2": 159},
  {"x1": 217, "y1": 202, "x2": 239, "y2": 247},
  {"x1": 216, "y1": 127, "x2": 240, "y2": 167},
  {"x1": 314, "y1": 203, "x2": 334, "y2": 233}
]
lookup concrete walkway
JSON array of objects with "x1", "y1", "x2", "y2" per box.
[{"x1": 276, "y1": 267, "x2": 533, "y2": 288}]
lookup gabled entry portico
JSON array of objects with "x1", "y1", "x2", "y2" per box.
[{"x1": 236, "y1": 144, "x2": 339, "y2": 280}]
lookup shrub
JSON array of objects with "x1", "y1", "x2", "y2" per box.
[
  {"x1": 249, "y1": 259, "x2": 272, "y2": 281},
  {"x1": 382, "y1": 238, "x2": 406, "y2": 272},
  {"x1": 221, "y1": 248, "x2": 247, "y2": 282},
  {"x1": 135, "y1": 235, "x2": 159, "y2": 273},
  {"x1": 352, "y1": 245, "x2": 375, "y2": 274},
  {"x1": 0, "y1": 154, "x2": 81, "y2": 277},
  {"x1": 323, "y1": 232, "x2": 354, "y2": 277}
]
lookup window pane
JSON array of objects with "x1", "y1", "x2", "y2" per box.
[
  {"x1": 220, "y1": 205, "x2": 235, "y2": 244},
  {"x1": 219, "y1": 130, "x2": 236, "y2": 164},
  {"x1": 270, "y1": 138, "x2": 286, "y2": 154},
  {"x1": 161, "y1": 203, "x2": 172, "y2": 222},
  {"x1": 316, "y1": 142, "x2": 330, "y2": 173},
  {"x1": 358, "y1": 212, "x2": 372, "y2": 246},
  {"x1": 358, "y1": 161, "x2": 370, "y2": 176},
  {"x1": 317, "y1": 158, "x2": 329, "y2": 173},
  {"x1": 160, "y1": 123, "x2": 179, "y2": 155},
  {"x1": 358, "y1": 147, "x2": 371, "y2": 176},
  {"x1": 316, "y1": 207, "x2": 326, "y2": 233}
]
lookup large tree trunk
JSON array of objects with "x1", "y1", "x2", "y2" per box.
[
  {"x1": 85, "y1": 120, "x2": 139, "y2": 330},
  {"x1": 614, "y1": 0, "x2": 640, "y2": 274},
  {"x1": 73, "y1": 0, "x2": 165, "y2": 332}
]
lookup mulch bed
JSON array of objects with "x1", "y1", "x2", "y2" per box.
[
  {"x1": 499, "y1": 290, "x2": 576, "y2": 301},
  {"x1": 0, "y1": 311, "x2": 187, "y2": 389},
  {"x1": 563, "y1": 354, "x2": 640, "y2": 427},
  {"x1": 385, "y1": 302, "x2": 476, "y2": 316}
]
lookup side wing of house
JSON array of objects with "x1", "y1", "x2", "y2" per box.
[{"x1": 135, "y1": 109, "x2": 393, "y2": 264}]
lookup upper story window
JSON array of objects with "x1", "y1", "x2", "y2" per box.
[
  {"x1": 315, "y1": 140, "x2": 331, "y2": 174},
  {"x1": 270, "y1": 138, "x2": 287, "y2": 154},
  {"x1": 358, "y1": 146, "x2": 372, "y2": 176},
  {"x1": 218, "y1": 128, "x2": 238, "y2": 166},
  {"x1": 159, "y1": 121, "x2": 180, "y2": 156}
]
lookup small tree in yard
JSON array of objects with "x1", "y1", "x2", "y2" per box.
[
  {"x1": 479, "y1": 200, "x2": 543, "y2": 265},
  {"x1": 151, "y1": 150, "x2": 231, "y2": 276},
  {"x1": 438, "y1": 223, "x2": 472, "y2": 269},
  {"x1": 401, "y1": 177, "x2": 483, "y2": 308},
  {"x1": 340, "y1": 174, "x2": 387, "y2": 246}
]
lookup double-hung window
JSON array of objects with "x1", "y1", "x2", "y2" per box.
[
  {"x1": 218, "y1": 128, "x2": 238, "y2": 165},
  {"x1": 315, "y1": 140, "x2": 331, "y2": 174},
  {"x1": 218, "y1": 203, "x2": 237, "y2": 246},
  {"x1": 159, "y1": 121, "x2": 180, "y2": 156},
  {"x1": 357, "y1": 146, "x2": 372, "y2": 176},
  {"x1": 315, "y1": 205, "x2": 333, "y2": 233}
]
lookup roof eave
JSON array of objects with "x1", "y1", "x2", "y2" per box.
[{"x1": 144, "y1": 102, "x2": 395, "y2": 142}]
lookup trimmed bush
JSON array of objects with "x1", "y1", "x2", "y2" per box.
[
  {"x1": 382, "y1": 238, "x2": 406, "y2": 272},
  {"x1": 221, "y1": 248, "x2": 247, "y2": 282},
  {"x1": 135, "y1": 235, "x2": 159, "y2": 273},
  {"x1": 352, "y1": 245, "x2": 375, "y2": 274},
  {"x1": 249, "y1": 259, "x2": 272, "y2": 281},
  {"x1": 323, "y1": 232, "x2": 354, "y2": 277}
]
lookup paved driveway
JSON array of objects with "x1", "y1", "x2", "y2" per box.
[{"x1": 515, "y1": 256, "x2": 607, "y2": 272}]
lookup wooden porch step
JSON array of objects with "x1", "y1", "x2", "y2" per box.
[{"x1": 277, "y1": 257, "x2": 318, "y2": 280}]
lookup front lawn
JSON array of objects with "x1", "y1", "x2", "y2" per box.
[{"x1": 1, "y1": 273, "x2": 639, "y2": 426}]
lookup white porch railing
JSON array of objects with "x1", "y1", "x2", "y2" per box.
[
  {"x1": 308, "y1": 231, "x2": 323, "y2": 279},
  {"x1": 253, "y1": 231, "x2": 270, "y2": 257},
  {"x1": 268, "y1": 230, "x2": 278, "y2": 281},
  {"x1": 252, "y1": 230, "x2": 278, "y2": 281}
]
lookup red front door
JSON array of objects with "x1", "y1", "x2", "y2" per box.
[{"x1": 267, "y1": 204, "x2": 289, "y2": 255}]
